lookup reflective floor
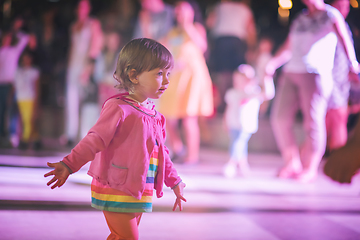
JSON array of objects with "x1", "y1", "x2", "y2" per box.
[{"x1": 1, "y1": 147, "x2": 360, "y2": 240}]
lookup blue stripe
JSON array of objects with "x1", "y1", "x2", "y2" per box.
[
  {"x1": 92, "y1": 198, "x2": 152, "y2": 209},
  {"x1": 146, "y1": 177, "x2": 154, "y2": 183},
  {"x1": 149, "y1": 164, "x2": 157, "y2": 172}
]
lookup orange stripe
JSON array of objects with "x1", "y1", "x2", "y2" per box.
[
  {"x1": 91, "y1": 185, "x2": 128, "y2": 195},
  {"x1": 142, "y1": 189, "x2": 154, "y2": 196},
  {"x1": 91, "y1": 184, "x2": 154, "y2": 196}
]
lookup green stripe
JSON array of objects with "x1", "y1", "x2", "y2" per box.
[
  {"x1": 92, "y1": 198, "x2": 152, "y2": 211},
  {"x1": 91, "y1": 203, "x2": 152, "y2": 213}
]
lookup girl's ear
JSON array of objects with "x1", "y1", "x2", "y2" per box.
[{"x1": 128, "y1": 69, "x2": 139, "y2": 84}]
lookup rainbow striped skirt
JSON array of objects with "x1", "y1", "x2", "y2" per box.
[{"x1": 90, "y1": 144, "x2": 159, "y2": 213}]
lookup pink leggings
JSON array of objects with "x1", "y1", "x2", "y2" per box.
[{"x1": 103, "y1": 211, "x2": 143, "y2": 240}]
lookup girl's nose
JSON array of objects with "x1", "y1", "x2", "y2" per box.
[{"x1": 163, "y1": 75, "x2": 170, "y2": 85}]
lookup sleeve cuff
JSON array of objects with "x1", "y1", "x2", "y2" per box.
[
  {"x1": 171, "y1": 180, "x2": 182, "y2": 190},
  {"x1": 60, "y1": 161, "x2": 73, "y2": 174}
]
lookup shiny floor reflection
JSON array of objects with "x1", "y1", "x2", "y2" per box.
[{"x1": 1, "y1": 148, "x2": 360, "y2": 240}]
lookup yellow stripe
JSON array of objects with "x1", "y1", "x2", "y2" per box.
[
  {"x1": 92, "y1": 191, "x2": 153, "y2": 203},
  {"x1": 150, "y1": 157, "x2": 158, "y2": 165}
]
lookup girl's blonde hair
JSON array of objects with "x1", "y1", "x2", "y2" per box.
[{"x1": 113, "y1": 38, "x2": 174, "y2": 92}]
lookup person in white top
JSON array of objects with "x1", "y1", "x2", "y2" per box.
[
  {"x1": 223, "y1": 64, "x2": 275, "y2": 178},
  {"x1": 14, "y1": 50, "x2": 40, "y2": 149},
  {"x1": 265, "y1": 0, "x2": 360, "y2": 183},
  {"x1": 64, "y1": 0, "x2": 103, "y2": 147},
  {"x1": 0, "y1": 19, "x2": 31, "y2": 148}
]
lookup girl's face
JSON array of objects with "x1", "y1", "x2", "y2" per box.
[
  {"x1": 233, "y1": 72, "x2": 252, "y2": 90},
  {"x1": 175, "y1": 2, "x2": 194, "y2": 26},
  {"x1": 259, "y1": 38, "x2": 273, "y2": 53},
  {"x1": 1, "y1": 33, "x2": 12, "y2": 46},
  {"x1": 77, "y1": 0, "x2": 91, "y2": 21},
  {"x1": 141, "y1": 0, "x2": 164, "y2": 13},
  {"x1": 105, "y1": 33, "x2": 120, "y2": 51},
  {"x1": 21, "y1": 54, "x2": 32, "y2": 67},
  {"x1": 133, "y1": 67, "x2": 171, "y2": 100}
]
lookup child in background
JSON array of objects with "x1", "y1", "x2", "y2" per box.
[
  {"x1": 223, "y1": 64, "x2": 275, "y2": 178},
  {"x1": 14, "y1": 50, "x2": 41, "y2": 150},
  {"x1": 0, "y1": 21, "x2": 32, "y2": 148},
  {"x1": 44, "y1": 38, "x2": 186, "y2": 240}
]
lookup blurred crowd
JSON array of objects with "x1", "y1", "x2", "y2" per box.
[{"x1": 1, "y1": 0, "x2": 360, "y2": 182}]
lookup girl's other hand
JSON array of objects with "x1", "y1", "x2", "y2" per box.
[
  {"x1": 44, "y1": 162, "x2": 71, "y2": 189},
  {"x1": 172, "y1": 182, "x2": 187, "y2": 211}
]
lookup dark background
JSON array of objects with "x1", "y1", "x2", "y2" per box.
[{"x1": 1, "y1": 0, "x2": 359, "y2": 50}]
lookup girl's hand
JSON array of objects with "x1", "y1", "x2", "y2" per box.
[
  {"x1": 172, "y1": 182, "x2": 187, "y2": 211},
  {"x1": 44, "y1": 162, "x2": 71, "y2": 189}
]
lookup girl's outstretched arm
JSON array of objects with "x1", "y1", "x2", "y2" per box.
[
  {"x1": 44, "y1": 162, "x2": 71, "y2": 189},
  {"x1": 172, "y1": 182, "x2": 187, "y2": 211}
]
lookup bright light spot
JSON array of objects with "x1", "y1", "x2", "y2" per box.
[
  {"x1": 350, "y1": 0, "x2": 359, "y2": 8},
  {"x1": 279, "y1": 0, "x2": 293, "y2": 10},
  {"x1": 278, "y1": 7, "x2": 290, "y2": 18}
]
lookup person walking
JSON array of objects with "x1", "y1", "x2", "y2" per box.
[
  {"x1": 45, "y1": 38, "x2": 186, "y2": 240},
  {"x1": 265, "y1": 0, "x2": 359, "y2": 182}
]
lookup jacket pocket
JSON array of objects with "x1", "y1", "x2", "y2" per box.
[{"x1": 109, "y1": 163, "x2": 128, "y2": 185}]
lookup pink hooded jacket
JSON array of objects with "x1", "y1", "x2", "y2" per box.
[{"x1": 62, "y1": 94, "x2": 182, "y2": 200}]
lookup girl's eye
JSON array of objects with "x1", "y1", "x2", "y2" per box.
[
  {"x1": 167, "y1": 72, "x2": 171, "y2": 77},
  {"x1": 157, "y1": 71, "x2": 163, "y2": 76}
]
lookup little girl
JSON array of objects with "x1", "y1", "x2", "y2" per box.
[
  {"x1": 44, "y1": 38, "x2": 186, "y2": 240},
  {"x1": 14, "y1": 50, "x2": 40, "y2": 149},
  {"x1": 223, "y1": 64, "x2": 275, "y2": 178}
]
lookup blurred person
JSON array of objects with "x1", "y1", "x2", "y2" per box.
[
  {"x1": 253, "y1": 36, "x2": 275, "y2": 118},
  {"x1": 80, "y1": 14, "x2": 122, "y2": 139},
  {"x1": 64, "y1": 0, "x2": 103, "y2": 147},
  {"x1": 347, "y1": 80, "x2": 360, "y2": 133},
  {"x1": 32, "y1": 6, "x2": 69, "y2": 141},
  {"x1": 206, "y1": 0, "x2": 257, "y2": 113},
  {"x1": 112, "y1": 0, "x2": 137, "y2": 42},
  {"x1": 93, "y1": 23, "x2": 121, "y2": 106},
  {"x1": 14, "y1": 50, "x2": 41, "y2": 150},
  {"x1": 0, "y1": 18, "x2": 32, "y2": 148},
  {"x1": 325, "y1": 0, "x2": 358, "y2": 153},
  {"x1": 133, "y1": 0, "x2": 175, "y2": 40},
  {"x1": 44, "y1": 38, "x2": 186, "y2": 240},
  {"x1": 265, "y1": 0, "x2": 360, "y2": 183},
  {"x1": 158, "y1": 1, "x2": 214, "y2": 164},
  {"x1": 33, "y1": 6, "x2": 68, "y2": 107},
  {"x1": 223, "y1": 64, "x2": 275, "y2": 178}
]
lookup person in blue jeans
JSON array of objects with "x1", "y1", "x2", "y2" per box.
[{"x1": 223, "y1": 64, "x2": 274, "y2": 178}]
